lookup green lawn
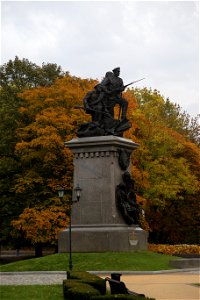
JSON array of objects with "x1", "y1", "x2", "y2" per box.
[
  {"x1": 0, "y1": 285, "x2": 63, "y2": 300},
  {"x1": 0, "y1": 251, "x2": 178, "y2": 272}
]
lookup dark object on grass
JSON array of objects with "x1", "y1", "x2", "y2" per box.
[
  {"x1": 111, "y1": 273, "x2": 122, "y2": 281},
  {"x1": 105, "y1": 276, "x2": 145, "y2": 298}
]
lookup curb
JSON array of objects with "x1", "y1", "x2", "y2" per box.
[
  {"x1": 90, "y1": 268, "x2": 200, "y2": 275},
  {"x1": 0, "y1": 268, "x2": 199, "y2": 276},
  {"x1": 0, "y1": 271, "x2": 67, "y2": 275}
]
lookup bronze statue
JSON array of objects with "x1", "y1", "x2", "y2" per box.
[
  {"x1": 118, "y1": 149, "x2": 131, "y2": 170},
  {"x1": 100, "y1": 67, "x2": 128, "y2": 121},
  {"x1": 83, "y1": 84, "x2": 104, "y2": 125},
  {"x1": 76, "y1": 67, "x2": 136, "y2": 137},
  {"x1": 116, "y1": 171, "x2": 141, "y2": 225}
]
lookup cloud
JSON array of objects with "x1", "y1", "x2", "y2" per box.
[{"x1": 1, "y1": 1, "x2": 199, "y2": 117}]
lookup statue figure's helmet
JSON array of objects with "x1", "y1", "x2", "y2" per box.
[{"x1": 112, "y1": 67, "x2": 120, "y2": 72}]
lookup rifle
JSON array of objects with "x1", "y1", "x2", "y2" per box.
[{"x1": 124, "y1": 78, "x2": 145, "y2": 89}]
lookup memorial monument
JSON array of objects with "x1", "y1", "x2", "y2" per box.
[{"x1": 58, "y1": 68, "x2": 147, "y2": 252}]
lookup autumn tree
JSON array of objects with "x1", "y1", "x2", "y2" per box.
[
  {"x1": 125, "y1": 88, "x2": 200, "y2": 243},
  {"x1": 0, "y1": 57, "x2": 65, "y2": 246},
  {"x1": 14, "y1": 75, "x2": 96, "y2": 203},
  {"x1": 10, "y1": 75, "x2": 96, "y2": 249},
  {"x1": 2, "y1": 58, "x2": 199, "y2": 247},
  {"x1": 11, "y1": 202, "x2": 70, "y2": 256}
]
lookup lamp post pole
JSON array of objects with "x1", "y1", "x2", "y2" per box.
[
  {"x1": 58, "y1": 184, "x2": 82, "y2": 271},
  {"x1": 69, "y1": 208, "x2": 72, "y2": 270}
]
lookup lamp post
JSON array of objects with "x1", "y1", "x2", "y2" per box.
[
  {"x1": 57, "y1": 184, "x2": 82, "y2": 271},
  {"x1": 74, "y1": 184, "x2": 82, "y2": 202},
  {"x1": 57, "y1": 186, "x2": 65, "y2": 199}
]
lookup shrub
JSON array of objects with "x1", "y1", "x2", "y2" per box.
[
  {"x1": 64, "y1": 272, "x2": 155, "y2": 300},
  {"x1": 63, "y1": 279, "x2": 82, "y2": 292},
  {"x1": 91, "y1": 295, "x2": 155, "y2": 300},
  {"x1": 148, "y1": 244, "x2": 200, "y2": 255},
  {"x1": 63, "y1": 279, "x2": 100, "y2": 300},
  {"x1": 67, "y1": 271, "x2": 106, "y2": 295}
]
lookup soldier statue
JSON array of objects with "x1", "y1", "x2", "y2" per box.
[{"x1": 76, "y1": 68, "x2": 144, "y2": 137}]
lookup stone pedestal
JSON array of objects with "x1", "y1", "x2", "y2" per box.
[{"x1": 58, "y1": 136, "x2": 148, "y2": 252}]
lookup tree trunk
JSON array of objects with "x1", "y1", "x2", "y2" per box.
[
  {"x1": 35, "y1": 243, "x2": 43, "y2": 257},
  {"x1": 54, "y1": 244, "x2": 58, "y2": 253}
]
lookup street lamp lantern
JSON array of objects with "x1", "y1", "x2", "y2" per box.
[
  {"x1": 74, "y1": 184, "x2": 82, "y2": 202},
  {"x1": 57, "y1": 186, "x2": 65, "y2": 199}
]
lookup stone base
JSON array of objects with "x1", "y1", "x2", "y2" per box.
[
  {"x1": 60, "y1": 136, "x2": 148, "y2": 253},
  {"x1": 169, "y1": 259, "x2": 200, "y2": 269},
  {"x1": 58, "y1": 224, "x2": 148, "y2": 252}
]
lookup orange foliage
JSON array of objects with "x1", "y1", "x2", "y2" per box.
[
  {"x1": 15, "y1": 75, "x2": 96, "y2": 195},
  {"x1": 148, "y1": 244, "x2": 200, "y2": 255},
  {"x1": 14, "y1": 77, "x2": 199, "y2": 245},
  {"x1": 126, "y1": 88, "x2": 200, "y2": 243},
  {"x1": 11, "y1": 206, "x2": 70, "y2": 245}
]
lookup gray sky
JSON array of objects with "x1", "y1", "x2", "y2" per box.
[{"x1": 1, "y1": 1, "x2": 199, "y2": 117}]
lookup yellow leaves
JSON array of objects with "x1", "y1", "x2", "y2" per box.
[
  {"x1": 11, "y1": 206, "x2": 70, "y2": 245},
  {"x1": 148, "y1": 244, "x2": 200, "y2": 255},
  {"x1": 35, "y1": 107, "x2": 73, "y2": 132},
  {"x1": 43, "y1": 152, "x2": 57, "y2": 164},
  {"x1": 124, "y1": 89, "x2": 138, "y2": 112},
  {"x1": 15, "y1": 76, "x2": 94, "y2": 186},
  {"x1": 14, "y1": 171, "x2": 44, "y2": 193},
  {"x1": 14, "y1": 76, "x2": 199, "y2": 245},
  {"x1": 31, "y1": 132, "x2": 63, "y2": 149},
  {"x1": 18, "y1": 107, "x2": 27, "y2": 113},
  {"x1": 148, "y1": 156, "x2": 199, "y2": 199},
  {"x1": 15, "y1": 140, "x2": 30, "y2": 152},
  {"x1": 18, "y1": 75, "x2": 96, "y2": 117},
  {"x1": 131, "y1": 165, "x2": 149, "y2": 190},
  {"x1": 139, "y1": 215, "x2": 151, "y2": 232},
  {"x1": 136, "y1": 194, "x2": 147, "y2": 207}
]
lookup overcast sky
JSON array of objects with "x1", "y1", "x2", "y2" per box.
[{"x1": 1, "y1": 1, "x2": 199, "y2": 117}]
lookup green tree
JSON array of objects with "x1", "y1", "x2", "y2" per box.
[{"x1": 0, "y1": 56, "x2": 65, "y2": 90}]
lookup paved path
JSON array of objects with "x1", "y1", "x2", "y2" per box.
[
  {"x1": 118, "y1": 273, "x2": 200, "y2": 300},
  {"x1": 0, "y1": 269, "x2": 199, "y2": 300},
  {"x1": 0, "y1": 271, "x2": 67, "y2": 285}
]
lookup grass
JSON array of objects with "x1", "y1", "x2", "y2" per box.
[
  {"x1": 0, "y1": 251, "x2": 178, "y2": 272},
  {"x1": 0, "y1": 285, "x2": 63, "y2": 300},
  {"x1": 0, "y1": 284, "x2": 155, "y2": 300}
]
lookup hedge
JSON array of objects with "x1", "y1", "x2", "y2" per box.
[
  {"x1": 91, "y1": 295, "x2": 155, "y2": 300},
  {"x1": 67, "y1": 271, "x2": 106, "y2": 295},
  {"x1": 63, "y1": 279, "x2": 100, "y2": 300},
  {"x1": 64, "y1": 272, "x2": 155, "y2": 300}
]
